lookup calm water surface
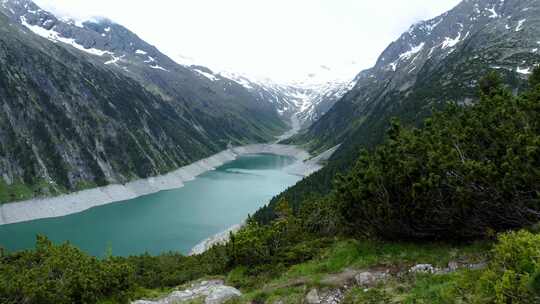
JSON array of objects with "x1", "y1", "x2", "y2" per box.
[{"x1": 0, "y1": 154, "x2": 301, "y2": 257}]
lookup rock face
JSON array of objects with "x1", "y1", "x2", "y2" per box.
[
  {"x1": 132, "y1": 280, "x2": 241, "y2": 304},
  {"x1": 0, "y1": 0, "x2": 287, "y2": 204}
]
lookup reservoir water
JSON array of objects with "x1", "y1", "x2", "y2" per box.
[{"x1": 0, "y1": 154, "x2": 301, "y2": 257}]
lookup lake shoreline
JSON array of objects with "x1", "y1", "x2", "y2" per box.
[
  {"x1": 187, "y1": 144, "x2": 340, "y2": 255},
  {"x1": 0, "y1": 143, "x2": 313, "y2": 226}
]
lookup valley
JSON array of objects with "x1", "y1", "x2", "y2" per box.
[{"x1": 1, "y1": 0, "x2": 540, "y2": 303}]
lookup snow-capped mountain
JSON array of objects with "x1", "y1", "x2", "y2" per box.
[
  {"x1": 295, "y1": 0, "x2": 540, "y2": 153},
  {"x1": 0, "y1": 0, "x2": 359, "y2": 130},
  {"x1": 0, "y1": 0, "x2": 286, "y2": 135},
  {"x1": 217, "y1": 71, "x2": 355, "y2": 128},
  {"x1": 173, "y1": 57, "x2": 361, "y2": 128}
]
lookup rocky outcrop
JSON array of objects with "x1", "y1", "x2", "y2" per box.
[
  {"x1": 132, "y1": 280, "x2": 241, "y2": 304},
  {"x1": 408, "y1": 261, "x2": 488, "y2": 275}
]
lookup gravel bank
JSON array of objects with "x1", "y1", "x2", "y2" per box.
[{"x1": 0, "y1": 144, "x2": 311, "y2": 226}]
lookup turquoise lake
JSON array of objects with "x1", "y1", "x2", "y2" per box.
[{"x1": 0, "y1": 154, "x2": 301, "y2": 257}]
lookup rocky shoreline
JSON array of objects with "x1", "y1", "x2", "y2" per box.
[{"x1": 0, "y1": 143, "x2": 312, "y2": 226}]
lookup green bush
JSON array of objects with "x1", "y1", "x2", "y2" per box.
[
  {"x1": 0, "y1": 236, "x2": 135, "y2": 304},
  {"x1": 479, "y1": 230, "x2": 540, "y2": 303},
  {"x1": 335, "y1": 70, "x2": 540, "y2": 240}
]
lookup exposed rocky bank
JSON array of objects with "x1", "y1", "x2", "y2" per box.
[{"x1": 0, "y1": 143, "x2": 315, "y2": 226}]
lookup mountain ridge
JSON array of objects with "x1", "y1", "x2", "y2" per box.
[
  {"x1": 290, "y1": 0, "x2": 539, "y2": 153},
  {"x1": 0, "y1": 0, "x2": 289, "y2": 203}
]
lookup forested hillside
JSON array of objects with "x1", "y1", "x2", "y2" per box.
[{"x1": 259, "y1": 0, "x2": 540, "y2": 223}]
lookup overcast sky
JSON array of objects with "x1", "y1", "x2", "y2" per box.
[{"x1": 34, "y1": 0, "x2": 461, "y2": 83}]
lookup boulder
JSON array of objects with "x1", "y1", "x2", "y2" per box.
[
  {"x1": 409, "y1": 264, "x2": 437, "y2": 274},
  {"x1": 354, "y1": 271, "x2": 389, "y2": 287},
  {"x1": 205, "y1": 285, "x2": 242, "y2": 304},
  {"x1": 305, "y1": 288, "x2": 321, "y2": 304},
  {"x1": 132, "y1": 280, "x2": 241, "y2": 304},
  {"x1": 355, "y1": 272, "x2": 376, "y2": 286}
]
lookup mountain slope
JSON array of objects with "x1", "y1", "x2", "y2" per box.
[
  {"x1": 293, "y1": 0, "x2": 540, "y2": 154},
  {"x1": 255, "y1": 0, "x2": 540, "y2": 223},
  {"x1": 219, "y1": 71, "x2": 355, "y2": 128},
  {"x1": 0, "y1": 1, "x2": 286, "y2": 203},
  {"x1": 1, "y1": 0, "x2": 286, "y2": 145}
]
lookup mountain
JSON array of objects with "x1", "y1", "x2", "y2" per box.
[
  {"x1": 1, "y1": 0, "x2": 286, "y2": 139},
  {"x1": 173, "y1": 53, "x2": 361, "y2": 128},
  {"x1": 292, "y1": 0, "x2": 540, "y2": 154},
  {"x1": 255, "y1": 0, "x2": 540, "y2": 223},
  {"x1": 219, "y1": 72, "x2": 354, "y2": 128},
  {"x1": 0, "y1": 0, "x2": 287, "y2": 203}
]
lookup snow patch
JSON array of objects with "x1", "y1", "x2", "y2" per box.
[
  {"x1": 426, "y1": 18, "x2": 443, "y2": 32},
  {"x1": 442, "y1": 32, "x2": 462, "y2": 49},
  {"x1": 149, "y1": 64, "x2": 169, "y2": 72},
  {"x1": 135, "y1": 49, "x2": 147, "y2": 55},
  {"x1": 104, "y1": 54, "x2": 124, "y2": 65},
  {"x1": 224, "y1": 75, "x2": 253, "y2": 89},
  {"x1": 516, "y1": 19, "x2": 526, "y2": 32},
  {"x1": 486, "y1": 6, "x2": 499, "y2": 18},
  {"x1": 195, "y1": 69, "x2": 218, "y2": 81},
  {"x1": 399, "y1": 42, "x2": 425, "y2": 61},
  {"x1": 20, "y1": 16, "x2": 110, "y2": 56},
  {"x1": 517, "y1": 67, "x2": 531, "y2": 75}
]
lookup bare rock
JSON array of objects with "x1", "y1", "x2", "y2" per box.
[
  {"x1": 205, "y1": 285, "x2": 242, "y2": 304},
  {"x1": 318, "y1": 289, "x2": 344, "y2": 304},
  {"x1": 354, "y1": 271, "x2": 389, "y2": 287},
  {"x1": 448, "y1": 261, "x2": 460, "y2": 271},
  {"x1": 132, "y1": 280, "x2": 241, "y2": 304},
  {"x1": 305, "y1": 288, "x2": 321, "y2": 304},
  {"x1": 355, "y1": 272, "x2": 376, "y2": 286},
  {"x1": 409, "y1": 264, "x2": 437, "y2": 274}
]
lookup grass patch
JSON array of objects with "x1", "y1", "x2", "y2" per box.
[
  {"x1": 0, "y1": 179, "x2": 67, "y2": 204},
  {"x1": 226, "y1": 238, "x2": 490, "y2": 303},
  {"x1": 273, "y1": 239, "x2": 488, "y2": 285}
]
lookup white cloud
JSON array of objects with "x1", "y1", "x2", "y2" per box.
[{"x1": 33, "y1": 0, "x2": 461, "y2": 83}]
